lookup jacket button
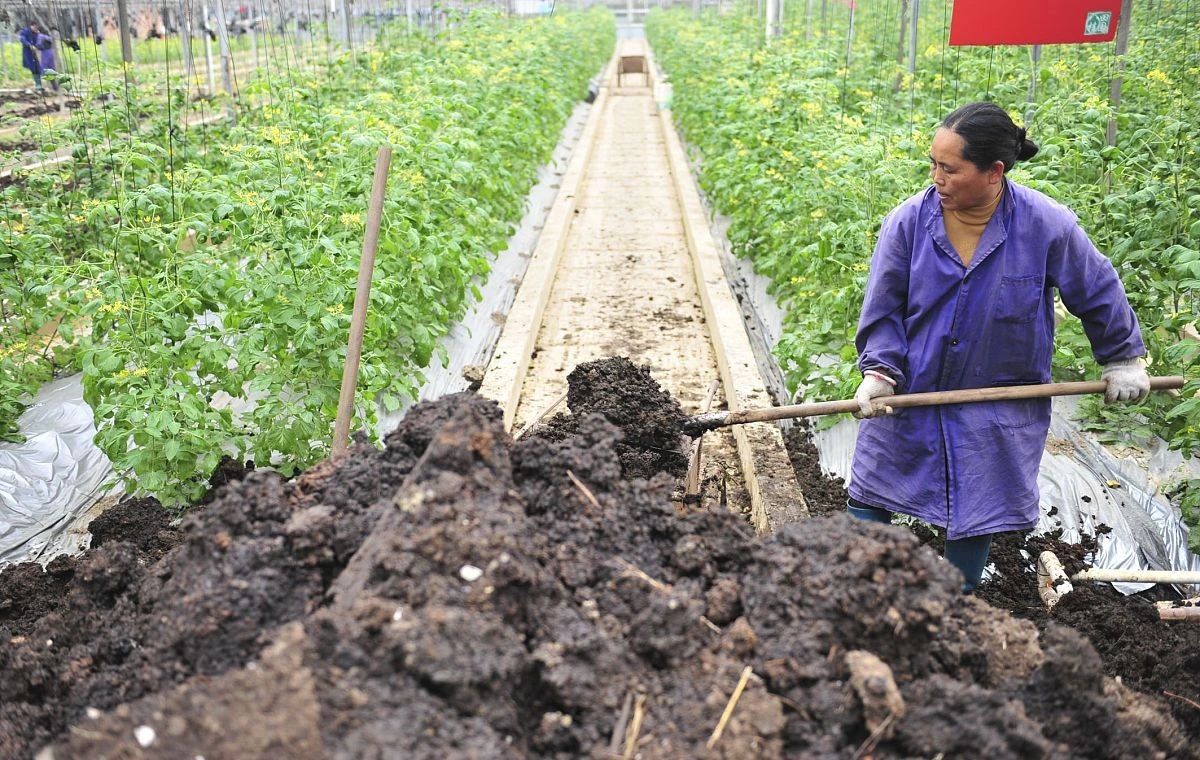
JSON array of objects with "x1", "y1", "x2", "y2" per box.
[{"x1": 951, "y1": 339, "x2": 960, "y2": 346}]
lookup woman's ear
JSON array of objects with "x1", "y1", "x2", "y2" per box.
[{"x1": 988, "y1": 160, "x2": 1005, "y2": 184}]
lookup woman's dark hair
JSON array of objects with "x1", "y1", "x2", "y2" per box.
[{"x1": 941, "y1": 102, "x2": 1038, "y2": 172}]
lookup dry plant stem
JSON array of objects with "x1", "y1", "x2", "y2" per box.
[
  {"x1": 1163, "y1": 691, "x2": 1200, "y2": 712},
  {"x1": 707, "y1": 666, "x2": 753, "y2": 749},
  {"x1": 622, "y1": 694, "x2": 646, "y2": 760},
  {"x1": 609, "y1": 691, "x2": 633, "y2": 755},
  {"x1": 615, "y1": 559, "x2": 671, "y2": 593},
  {"x1": 514, "y1": 389, "x2": 568, "y2": 440},
  {"x1": 566, "y1": 469, "x2": 602, "y2": 511},
  {"x1": 851, "y1": 712, "x2": 896, "y2": 760}
]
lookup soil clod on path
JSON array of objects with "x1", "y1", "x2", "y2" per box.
[{"x1": 2, "y1": 361, "x2": 1196, "y2": 759}]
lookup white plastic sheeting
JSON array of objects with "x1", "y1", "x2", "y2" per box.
[
  {"x1": 0, "y1": 99, "x2": 594, "y2": 567},
  {"x1": 0, "y1": 376, "x2": 119, "y2": 565}
]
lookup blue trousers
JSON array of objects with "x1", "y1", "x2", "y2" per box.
[{"x1": 847, "y1": 500, "x2": 993, "y2": 593}]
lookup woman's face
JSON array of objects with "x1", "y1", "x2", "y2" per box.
[{"x1": 929, "y1": 128, "x2": 1004, "y2": 211}]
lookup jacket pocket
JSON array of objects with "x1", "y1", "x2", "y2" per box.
[
  {"x1": 987, "y1": 397, "x2": 1051, "y2": 429},
  {"x1": 993, "y1": 275, "x2": 1043, "y2": 323}
]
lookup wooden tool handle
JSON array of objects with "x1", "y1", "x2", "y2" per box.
[{"x1": 688, "y1": 376, "x2": 1185, "y2": 434}]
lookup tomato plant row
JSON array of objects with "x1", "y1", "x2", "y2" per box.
[
  {"x1": 1, "y1": 9, "x2": 615, "y2": 503},
  {"x1": 648, "y1": 3, "x2": 1200, "y2": 545}
]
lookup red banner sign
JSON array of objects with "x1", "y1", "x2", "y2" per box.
[{"x1": 949, "y1": 0, "x2": 1123, "y2": 46}]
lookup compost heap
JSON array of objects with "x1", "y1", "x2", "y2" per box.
[{"x1": 0, "y1": 358, "x2": 1194, "y2": 759}]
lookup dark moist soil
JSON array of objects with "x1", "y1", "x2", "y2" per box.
[
  {"x1": 1, "y1": 358, "x2": 1196, "y2": 759},
  {"x1": 0, "y1": 139, "x2": 39, "y2": 155},
  {"x1": 530, "y1": 356, "x2": 689, "y2": 479},
  {"x1": 779, "y1": 410, "x2": 1200, "y2": 740},
  {"x1": 782, "y1": 423, "x2": 848, "y2": 516}
]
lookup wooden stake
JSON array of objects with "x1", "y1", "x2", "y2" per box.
[
  {"x1": 707, "y1": 666, "x2": 753, "y2": 749},
  {"x1": 332, "y1": 146, "x2": 392, "y2": 457},
  {"x1": 684, "y1": 380, "x2": 721, "y2": 501}
]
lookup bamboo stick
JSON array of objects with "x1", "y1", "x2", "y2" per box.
[
  {"x1": 684, "y1": 380, "x2": 721, "y2": 501},
  {"x1": 332, "y1": 146, "x2": 391, "y2": 457}
]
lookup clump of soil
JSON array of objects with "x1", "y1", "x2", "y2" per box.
[
  {"x1": 2, "y1": 368, "x2": 1196, "y2": 759},
  {"x1": 782, "y1": 424, "x2": 847, "y2": 516},
  {"x1": 531, "y1": 356, "x2": 689, "y2": 478}
]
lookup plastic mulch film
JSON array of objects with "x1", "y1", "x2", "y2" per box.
[{"x1": 0, "y1": 375, "x2": 118, "y2": 566}]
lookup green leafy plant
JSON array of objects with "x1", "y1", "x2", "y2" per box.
[{"x1": 1, "y1": 9, "x2": 615, "y2": 501}]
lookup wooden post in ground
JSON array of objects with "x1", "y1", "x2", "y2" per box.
[{"x1": 332, "y1": 146, "x2": 393, "y2": 458}]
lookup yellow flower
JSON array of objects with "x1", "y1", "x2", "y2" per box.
[
  {"x1": 810, "y1": 208, "x2": 826, "y2": 220},
  {"x1": 1146, "y1": 69, "x2": 1170, "y2": 84},
  {"x1": 339, "y1": 212, "x2": 362, "y2": 228},
  {"x1": 326, "y1": 304, "x2": 345, "y2": 315}
]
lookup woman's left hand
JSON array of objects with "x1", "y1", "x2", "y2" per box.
[{"x1": 1100, "y1": 357, "x2": 1151, "y2": 403}]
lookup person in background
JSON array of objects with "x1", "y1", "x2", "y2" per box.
[
  {"x1": 849, "y1": 101, "x2": 1150, "y2": 592},
  {"x1": 17, "y1": 22, "x2": 44, "y2": 93},
  {"x1": 35, "y1": 28, "x2": 58, "y2": 92}
]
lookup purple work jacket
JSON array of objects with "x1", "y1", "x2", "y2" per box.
[{"x1": 850, "y1": 181, "x2": 1144, "y2": 539}]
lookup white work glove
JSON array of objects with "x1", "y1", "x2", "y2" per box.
[
  {"x1": 1101, "y1": 356, "x2": 1151, "y2": 404},
  {"x1": 855, "y1": 370, "x2": 896, "y2": 418}
]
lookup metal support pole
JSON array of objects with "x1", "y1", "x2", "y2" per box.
[
  {"x1": 342, "y1": 0, "x2": 353, "y2": 48},
  {"x1": 908, "y1": 0, "x2": 920, "y2": 75},
  {"x1": 405, "y1": 0, "x2": 413, "y2": 34},
  {"x1": 1106, "y1": 0, "x2": 1133, "y2": 147},
  {"x1": 1025, "y1": 44, "x2": 1041, "y2": 124},
  {"x1": 204, "y1": 6, "x2": 216, "y2": 94},
  {"x1": 0, "y1": 32, "x2": 9, "y2": 83},
  {"x1": 180, "y1": 1, "x2": 194, "y2": 82},
  {"x1": 843, "y1": 1, "x2": 855, "y2": 69},
  {"x1": 765, "y1": 0, "x2": 777, "y2": 38},
  {"x1": 116, "y1": 0, "x2": 134, "y2": 62}
]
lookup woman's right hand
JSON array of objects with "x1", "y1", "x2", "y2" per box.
[{"x1": 855, "y1": 370, "x2": 896, "y2": 418}]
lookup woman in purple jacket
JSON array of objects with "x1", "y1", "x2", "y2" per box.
[
  {"x1": 35, "y1": 31, "x2": 58, "y2": 91},
  {"x1": 17, "y1": 23, "x2": 44, "y2": 92},
  {"x1": 849, "y1": 102, "x2": 1150, "y2": 592}
]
